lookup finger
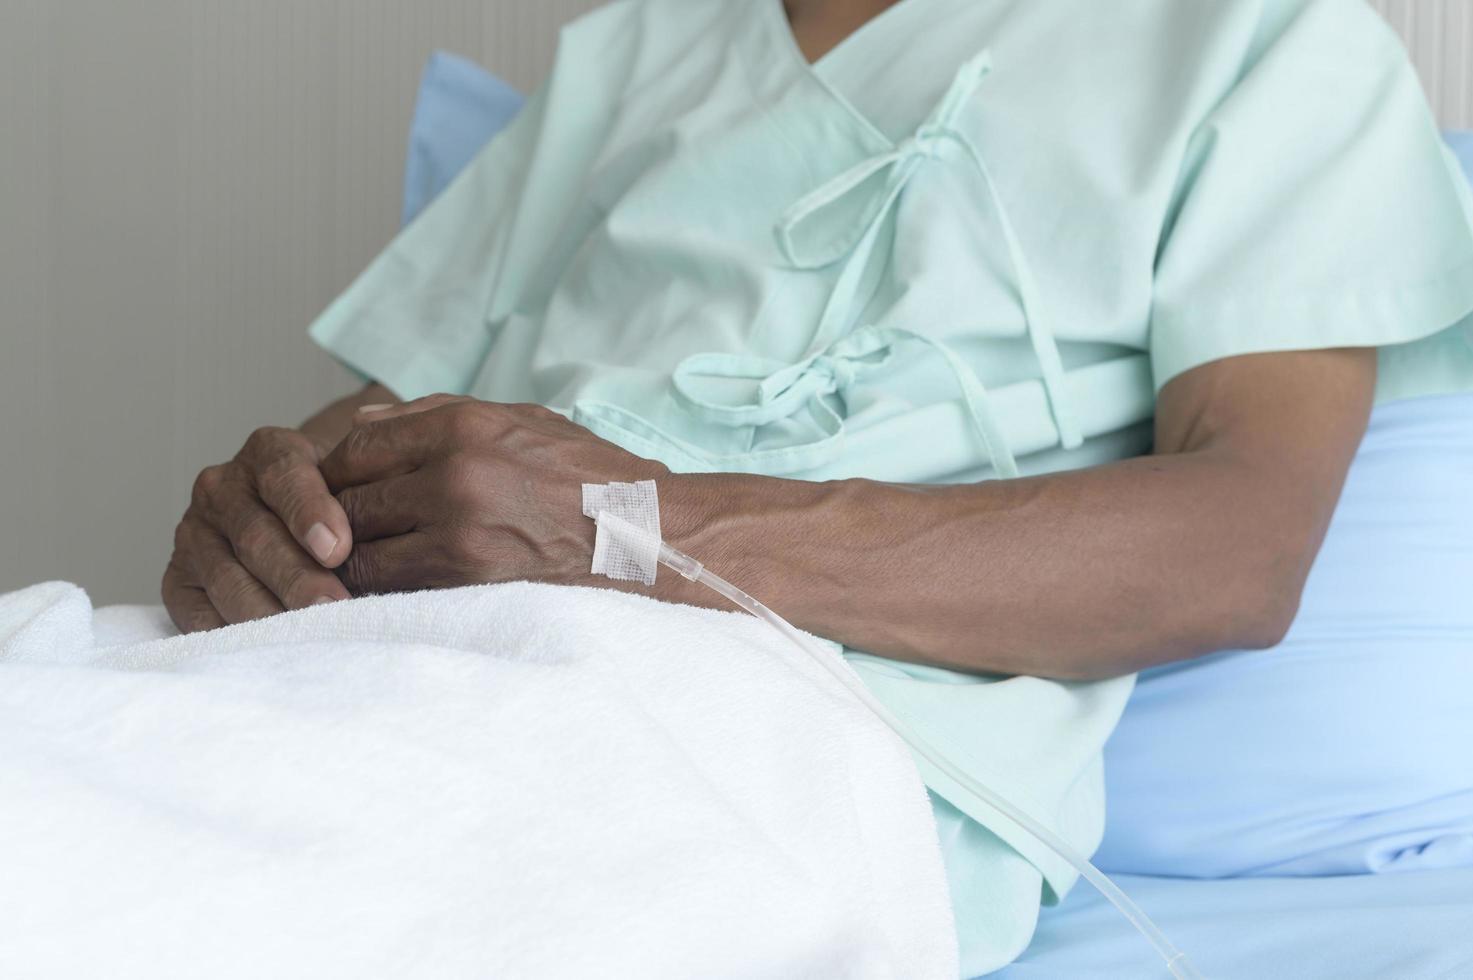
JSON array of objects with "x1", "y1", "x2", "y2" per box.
[
  {"x1": 354, "y1": 393, "x2": 469, "y2": 423},
  {"x1": 203, "y1": 481, "x2": 352, "y2": 609},
  {"x1": 320, "y1": 408, "x2": 449, "y2": 492},
  {"x1": 162, "y1": 559, "x2": 228, "y2": 634},
  {"x1": 252, "y1": 449, "x2": 352, "y2": 568},
  {"x1": 181, "y1": 515, "x2": 286, "y2": 624},
  {"x1": 336, "y1": 471, "x2": 432, "y2": 543},
  {"x1": 238, "y1": 429, "x2": 351, "y2": 568},
  {"x1": 336, "y1": 532, "x2": 444, "y2": 595}
]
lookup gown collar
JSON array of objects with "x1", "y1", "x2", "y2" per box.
[{"x1": 576, "y1": 29, "x2": 1084, "y2": 477}]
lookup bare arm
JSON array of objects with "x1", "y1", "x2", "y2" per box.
[
  {"x1": 653, "y1": 349, "x2": 1375, "y2": 679},
  {"x1": 324, "y1": 348, "x2": 1375, "y2": 679}
]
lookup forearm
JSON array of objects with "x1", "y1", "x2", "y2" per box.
[
  {"x1": 657, "y1": 453, "x2": 1317, "y2": 681},
  {"x1": 299, "y1": 383, "x2": 398, "y2": 449},
  {"x1": 318, "y1": 355, "x2": 1367, "y2": 663}
]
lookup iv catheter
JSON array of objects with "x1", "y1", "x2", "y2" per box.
[{"x1": 589, "y1": 506, "x2": 1205, "y2": 980}]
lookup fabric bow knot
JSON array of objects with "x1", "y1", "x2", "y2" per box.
[
  {"x1": 775, "y1": 51, "x2": 997, "y2": 274},
  {"x1": 673, "y1": 326, "x2": 896, "y2": 430},
  {"x1": 634, "y1": 50, "x2": 1084, "y2": 478}
]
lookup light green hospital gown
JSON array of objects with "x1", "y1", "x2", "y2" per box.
[{"x1": 310, "y1": 0, "x2": 1473, "y2": 972}]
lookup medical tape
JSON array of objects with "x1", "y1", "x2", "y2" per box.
[{"x1": 581, "y1": 480, "x2": 662, "y2": 586}]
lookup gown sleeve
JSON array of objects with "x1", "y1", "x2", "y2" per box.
[
  {"x1": 1149, "y1": 0, "x2": 1473, "y2": 401},
  {"x1": 307, "y1": 84, "x2": 551, "y2": 400}
]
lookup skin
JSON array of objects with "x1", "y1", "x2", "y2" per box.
[
  {"x1": 162, "y1": 0, "x2": 1380, "y2": 680},
  {"x1": 164, "y1": 347, "x2": 1375, "y2": 680},
  {"x1": 160, "y1": 383, "x2": 395, "y2": 632},
  {"x1": 784, "y1": 0, "x2": 907, "y2": 63}
]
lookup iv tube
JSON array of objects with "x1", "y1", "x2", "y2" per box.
[{"x1": 598, "y1": 513, "x2": 1204, "y2": 980}]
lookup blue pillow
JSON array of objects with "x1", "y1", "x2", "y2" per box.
[
  {"x1": 402, "y1": 52, "x2": 524, "y2": 227},
  {"x1": 1448, "y1": 130, "x2": 1473, "y2": 180}
]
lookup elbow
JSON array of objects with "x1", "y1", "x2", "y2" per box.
[
  {"x1": 1205, "y1": 552, "x2": 1309, "y2": 653},
  {"x1": 1233, "y1": 586, "x2": 1300, "y2": 651},
  {"x1": 981, "y1": 542, "x2": 1313, "y2": 682},
  {"x1": 1026, "y1": 571, "x2": 1305, "y2": 684}
]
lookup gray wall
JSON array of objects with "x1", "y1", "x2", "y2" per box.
[
  {"x1": 0, "y1": 0, "x2": 1468, "y2": 604},
  {"x1": 0, "y1": 0, "x2": 599, "y2": 602}
]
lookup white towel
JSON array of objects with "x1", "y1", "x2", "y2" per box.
[{"x1": 0, "y1": 580, "x2": 956, "y2": 979}]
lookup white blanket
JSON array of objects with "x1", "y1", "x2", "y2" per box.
[{"x1": 0, "y1": 581, "x2": 956, "y2": 979}]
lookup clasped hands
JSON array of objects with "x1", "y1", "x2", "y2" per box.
[{"x1": 162, "y1": 396, "x2": 668, "y2": 633}]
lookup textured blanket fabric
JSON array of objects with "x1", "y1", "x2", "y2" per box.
[{"x1": 0, "y1": 581, "x2": 956, "y2": 979}]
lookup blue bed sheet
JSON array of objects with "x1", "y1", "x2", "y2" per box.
[{"x1": 995, "y1": 867, "x2": 1473, "y2": 979}]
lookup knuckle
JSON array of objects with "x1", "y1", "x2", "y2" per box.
[
  {"x1": 256, "y1": 455, "x2": 311, "y2": 510},
  {"x1": 340, "y1": 550, "x2": 375, "y2": 595},
  {"x1": 276, "y1": 563, "x2": 316, "y2": 606},
  {"x1": 172, "y1": 517, "x2": 202, "y2": 559},
  {"x1": 233, "y1": 511, "x2": 277, "y2": 557},
  {"x1": 338, "y1": 494, "x2": 374, "y2": 543},
  {"x1": 162, "y1": 576, "x2": 216, "y2": 634},
  {"x1": 440, "y1": 528, "x2": 473, "y2": 564},
  {"x1": 239, "y1": 426, "x2": 273, "y2": 458},
  {"x1": 191, "y1": 464, "x2": 227, "y2": 504},
  {"x1": 440, "y1": 456, "x2": 486, "y2": 509},
  {"x1": 339, "y1": 423, "x2": 373, "y2": 461},
  {"x1": 242, "y1": 425, "x2": 291, "y2": 456},
  {"x1": 439, "y1": 521, "x2": 487, "y2": 571},
  {"x1": 217, "y1": 578, "x2": 260, "y2": 617},
  {"x1": 442, "y1": 403, "x2": 487, "y2": 444},
  {"x1": 241, "y1": 426, "x2": 311, "y2": 473},
  {"x1": 255, "y1": 458, "x2": 288, "y2": 495},
  {"x1": 199, "y1": 556, "x2": 235, "y2": 601}
]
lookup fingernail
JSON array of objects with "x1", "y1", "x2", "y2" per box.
[
  {"x1": 306, "y1": 522, "x2": 338, "y2": 563},
  {"x1": 312, "y1": 596, "x2": 336, "y2": 606},
  {"x1": 357, "y1": 403, "x2": 392, "y2": 414}
]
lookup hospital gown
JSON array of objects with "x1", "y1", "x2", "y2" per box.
[{"x1": 309, "y1": 0, "x2": 1473, "y2": 972}]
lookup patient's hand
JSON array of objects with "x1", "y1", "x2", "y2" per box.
[
  {"x1": 162, "y1": 427, "x2": 353, "y2": 632},
  {"x1": 321, "y1": 396, "x2": 666, "y2": 594}
]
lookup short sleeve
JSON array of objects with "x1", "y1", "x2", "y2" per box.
[
  {"x1": 1150, "y1": 0, "x2": 1473, "y2": 399},
  {"x1": 307, "y1": 85, "x2": 549, "y2": 400}
]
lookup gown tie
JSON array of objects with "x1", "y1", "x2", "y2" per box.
[{"x1": 581, "y1": 51, "x2": 1083, "y2": 477}]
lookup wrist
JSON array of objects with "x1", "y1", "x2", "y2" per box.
[
  {"x1": 654, "y1": 472, "x2": 715, "y2": 557},
  {"x1": 649, "y1": 471, "x2": 857, "y2": 609},
  {"x1": 648, "y1": 472, "x2": 763, "y2": 607}
]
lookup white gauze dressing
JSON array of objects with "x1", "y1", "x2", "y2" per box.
[{"x1": 581, "y1": 480, "x2": 662, "y2": 586}]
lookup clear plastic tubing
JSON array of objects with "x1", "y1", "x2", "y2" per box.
[{"x1": 647, "y1": 530, "x2": 1205, "y2": 980}]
